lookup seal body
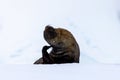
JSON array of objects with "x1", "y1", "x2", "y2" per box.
[{"x1": 34, "y1": 26, "x2": 80, "y2": 64}]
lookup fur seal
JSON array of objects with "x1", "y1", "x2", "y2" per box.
[{"x1": 34, "y1": 25, "x2": 80, "y2": 64}]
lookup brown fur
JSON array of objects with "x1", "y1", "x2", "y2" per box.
[{"x1": 34, "y1": 25, "x2": 80, "y2": 64}]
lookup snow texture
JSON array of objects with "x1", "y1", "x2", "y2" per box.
[
  {"x1": 0, "y1": 0, "x2": 120, "y2": 64},
  {"x1": 0, "y1": 0, "x2": 120, "y2": 80},
  {"x1": 0, "y1": 64, "x2": 120, "y2": 80}
]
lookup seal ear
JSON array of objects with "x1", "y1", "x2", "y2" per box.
[{"x1": 44, "y1": 25, "x2": 57, "y2": 40}]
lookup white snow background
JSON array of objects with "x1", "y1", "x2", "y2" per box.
[{"x1": 0, "y1": 0, "x2": 120, "y2": 80}]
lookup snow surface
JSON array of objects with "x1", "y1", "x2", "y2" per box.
[
  {"x1": 0, "y1": 0, "x2": 120, "y2": 64},
  {"x1": 0, "y1": 0, "x2": 120, "y2": 80},
  {"x1": 0, "y1": 64, "x2": 120, "y2": 80}
]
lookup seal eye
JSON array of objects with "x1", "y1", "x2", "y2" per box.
[{"x1": 53, "y1": 40, "x2": 56, "y2": 43}]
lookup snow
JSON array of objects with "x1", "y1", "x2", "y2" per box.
[
  {"x1": 0, "y1": 0, "x2": 120, "y2": 64},
  {"x1": 0, "y1": 0, "x2": 120, "y2": 79},
  {"x1": 0, "y1": 64, "x2": 120, "y2": 80}
]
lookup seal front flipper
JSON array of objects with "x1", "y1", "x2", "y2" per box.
[
  {"x1": 34, "y1": 45, "x2": 52, "y2": 64},
  {"x1": 42, "y1": 46, "x2": 53, "y2": 64}
]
